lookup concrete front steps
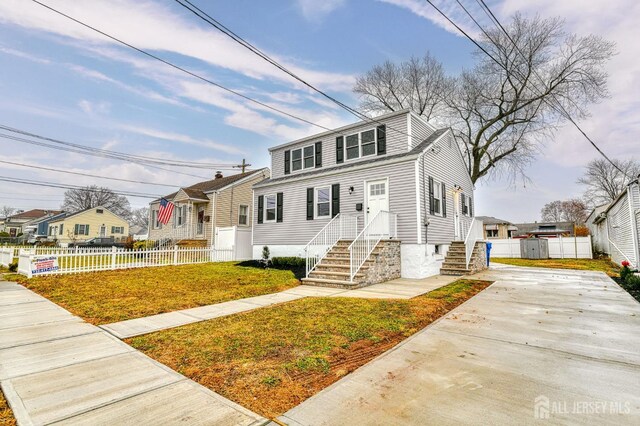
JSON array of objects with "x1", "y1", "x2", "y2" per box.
[
  {"x1": 440, "y1": 241, "x2": 484, "y2": 276},
  {"x1": 302, "y1": 240, "x2": 400, "y2": 289}
]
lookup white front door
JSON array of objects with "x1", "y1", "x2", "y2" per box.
[
  {"x1": 366, "y1": 179, "x2": 389, "y2": 225},
  {"x1": 453, "y1": 190, "x2": 462, "y2": 240},
  {"x1": 99, "y1": 225, "x2": 106, "y2": 238}
]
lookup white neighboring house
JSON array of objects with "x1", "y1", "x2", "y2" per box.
[
  {"x1": 252, "y1": 109, "x2": 485, "y2": 287},
  {"x1": 587, "y1": 178, "x2": 640, "y2": 267}
]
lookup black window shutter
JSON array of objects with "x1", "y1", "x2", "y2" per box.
[
  {"x1": 336, "y1": 136, "x2": 344, "y2": 164},
  {"x1": 331, "y1": 183, "x2": 340, "y2": 218},
  {"x1": 376, "y1": 125, "x2": 386, "y2": 155},
  {"x1": 441, "y1": 182, "x2": 447, "y2": 218},
  {"x1": 469, "y1": 196, "x2": 474, "y2": 217},
  {"x1": 284, "y1": 150, "x2": 290, "y2": 175},
  {"x1": 85, "y1": 225, "x2": 89, "y2": 235},
  {"x1": 315, "y1": 142, "x2": 322, "y2": 167},
  {"x1": 462, "y1": 194, "x2": 467, "y2": 215},
  {"x1": 276, "y1": 193, "x2": 283, "y2": 222},
  {"x1": 428, "y1": 176, "x2": 434, "y2": 215},
  {"x1": 306, "y1": 188, "x2": 314, "y2": 220},
  {"x1": 257, "y1": 195, "x2": 264, "y2": 224}
]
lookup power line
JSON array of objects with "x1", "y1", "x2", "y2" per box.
[
  {"x1": 0, "y1": 124, "x2": 236, "y2": 170},
  {"x1": 0, "y1": 159, "x2": 182, "y2": 188},
  {"x1": 425, "y1": 0, "x2": 628, "y2": 177},
  {"x1": 0, "y1": 176, "x2": 161, "y2": 199},
  {"x1": 0, "y1": 131, "x2": 212, "y2": 180},
  {"x1": 31, "y1": 0, "x2": 331, "y2": 131}
]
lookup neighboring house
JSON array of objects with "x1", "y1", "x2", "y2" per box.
[
  {"x1": 476, "y1": 216, "x2": 518, "y2": 239},
  {"x1": 2, "y1": 209, "x2": 62, "y2": 237},
  {"x1": 585, "y1": 203, "x2": 610, "y2": 254},
  {"x1": 25, "y1": 212, "x2": 67, "y2": 242},
  {"x1": 129, "y1": 225, "x2": 149, "y2": 241},
  {"x1": 148, "y1": 169, "x2": 269, "y2": 246},
  {"x1": 512, "y1": 221, "x2": 575, "y2": 238},
  {"x1": 587, "y1": 179, "x2": 640, "y2": 267},
  {"x1": 47, "y1": 206, "x2": 129, "y2": 244},
  {"x1": 252, "y1": 109, "x2": 481, "y2": 284}
]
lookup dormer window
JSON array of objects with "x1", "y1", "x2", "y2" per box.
[
  {"x1": 345, "y1": 129, "x2": 377, "y2": 161},
  {"x1": 292, "y1": 149, "x2": 302, "y2": 171},
  {"x1": 291, "y1": 145, "x2": 316, "y2": 171}
]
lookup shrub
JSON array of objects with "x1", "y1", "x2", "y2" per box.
[
  {"x1": 0, "y1": 231, "x2": 9, "y2": 238},
  {"x1": 8, "y1": 261, "x2": 17, "y2": 272},
  {"x1": 270, "y1": 257, "x2": 305, "y2": 269},
  {"x1": 625, "y1": 272, "x2": 640, "y2": 291},
  {"x1": 620, "y1": 265, "x2": 632, "y2": 282},
  {"x1": 133, "y1": 240, "x2": 155, "y2": 250}
]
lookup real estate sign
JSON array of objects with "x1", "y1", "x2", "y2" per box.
[{"x1": 30, "y1": 255, "x2": 59, "y2": 275}]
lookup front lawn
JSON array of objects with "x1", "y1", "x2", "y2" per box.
[
  {"x1": 0, "y1": 389, "x2": 16, "y2": 426},
  {"x1": 128, "y1": 279, "x2": 492, "y2": 419},
  {"x1": 9, "y1": 262, "x2": 299, "y2": 325},
  {"x1": 491, "y1": 257, "x2": 620, "y2": 277}
]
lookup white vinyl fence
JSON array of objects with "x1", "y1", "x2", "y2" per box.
[
  {"x1": 489, "y1": 236, "x2": 593, "y2": 259},
  {"x1": 0, "y1": 247, "x2": 12, "y2": 267},
  {"x1": 16, "y1": 246, "x2": 235, "y2": 278}
]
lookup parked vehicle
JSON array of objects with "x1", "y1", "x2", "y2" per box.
[{"x1": 69, "y1": 237, "x2": 125, "y2": 248}]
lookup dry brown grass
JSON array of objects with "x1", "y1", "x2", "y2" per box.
[
  {"x1": 491, "y1": 257, "x2": 621, "y2": 277},
  {"x1": 128, "y1": 279, "x2": 492, "y2": 419},
  {"x1": 0, "y1": 389, "x2": 16, "y2": 426},
  {"x1": 10, "y1": 262, "x2": 299, "y2": 325}
]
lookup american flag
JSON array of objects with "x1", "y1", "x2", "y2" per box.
[{"x1": 158, "y1": 198, "x2": 174, "y2": 224}]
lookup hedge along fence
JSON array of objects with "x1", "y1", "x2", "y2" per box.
[
  {"x1": 489, "y1": 236, "x2": 593, "y2": 259},
  {"x1": 17, "y1": 246, "x2": 236, "y2": 278}
]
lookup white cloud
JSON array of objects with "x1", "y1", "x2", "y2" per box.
[
  {"x1": 77, "y1": 99, "x2": 111, "y2": 115},
  {"x1": 120, "y1": 124, "x2": 246, "y2": 156},
  {"x1": 0, "y1": 44, "x2": 51, "y2": 64},
  {"x1": 296, "y1": 0, "x2": 346, "y2": 22},
  {"x1": 0, "y1": 0, "x2": 355, "y2": 91}
]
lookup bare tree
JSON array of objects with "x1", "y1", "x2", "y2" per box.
[
  {"x1": 541, "y1": 199, "x2": 588, "y2": 224},
  {"x1": 130, "y1": 207, "x2": 149, "y2": 229},
  {"x1": 354, "y1": 53, "x2": 449, "y2": 121},
  {"x1": 354, "y1": 14, "x2": 615, "y2": 184},
  {"x1": 577, "y1": 158, "x2": 640, "y2": 206},
  {"x1": 0, "y1": 206, "x2": 16, "y2": 218},
  {"x1": 541, "y1": 200, "x2": 564, "y2": 222},
  {"x1": 61, "y1": 186, "x2": 132, "y2": 220}
]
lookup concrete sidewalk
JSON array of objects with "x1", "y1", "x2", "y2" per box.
[
  {"x1": 0, "y1": 282, "x2": 268, "y2": 425},
  {"x1": 279, "y1": 266, "x2": 640, "y2": 425},
  {"x1": 103, "y1": 275, "x2": 457, "y2": 339}
]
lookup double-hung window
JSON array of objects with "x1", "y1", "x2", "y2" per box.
[
  {"x1": 75, "y1": 224, "x2": 89, "y2": 235},
  {"x1": 176, "y1": 205, "x2": 186, "y2": 226},
  {"x1": 433, "y1": 182, "x2": 442, "y2": 215},
  {"x1": 345, "y1": 129, "x2": 376, "y2": 160},
  {"x1": 265, "y1": 195, "x2": 276, "y2": 222},
  {"x1": 316, "y1": 186, "x2": 331, "y2": 218},
  {"x1": 153, "y1": 210, "x2": 160, "y2": 229},
  {"x1": 111, "y1": 226, "x2": 124, "y2": 234},
  {"x1": 238, "y1": 205, "x2": 249, "y2": 226},
  {"x1": 291, "y1": 145, "x2": 315, "y2": 171},
  {"x1": 345, "y1": 134, "x2": 359, "y2": 160},
  {"x1": 291, "y1": 149, "x2": 302, "y2": 171},
  {"x1": 360, "y1": 129, "x2": 376, "y2": 156}
]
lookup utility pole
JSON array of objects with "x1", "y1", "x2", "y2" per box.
[{"x1": 235, "y1": 159, "x2": 251, "y2": 173}]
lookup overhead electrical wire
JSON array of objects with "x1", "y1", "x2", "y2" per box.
[
  {"x1": 424, "y1": 0, "x2": 628, "y2": 178},
  {"x1": 0, "y1": 176, "x2": 161, "y2": 199},
  {"x1": 0, "y1": 159, "x2": 182, "y2": 188},
  {"x1": 30, "y1": 0, "x2": 332, "y2": 132}
]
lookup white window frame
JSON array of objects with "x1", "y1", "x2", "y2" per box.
[
  {"x1": 264, "y1": 194, "x2": 277, "y2": 223},
  {"x1": 315, "y1": 186, "x2": 331, "y2": 219},
  {"x1": 153, "y1": 210, "x2": 161, "y2": 229},
  {"x1": 433, "y1": 182, "x2": 443, "y2": 216},
  {"x1": 76, "y1": 224, "x2": 88, "y2": 235},
  {"x1": 291, "y1": 145, "x2": 315, "y2": 172},
  {"x1": 176, "y1": 205, "x2": 186, "y2": 227},
  {"x1": 238, "y1": 204, "x2": 249, "y2": 226},
  {"x1": 112, "y1": 226, "x2": 124, "y2": 234},
  {"x1": 344, "y1": 128, "x2": 377, "y2": 162}
]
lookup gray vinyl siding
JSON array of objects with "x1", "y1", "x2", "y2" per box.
[
  {"x1": 419, "y1": 131, "x2": 474, "y2": 244},
  {"x1": 410, "y1": 114, "x2": 436, "y2": 149},
  {"x1": 607, "y1": 189, "x2": 637, "y2": 266},
  {"x1": 253, "y1": 160, "x2": 418, "y2": 245},
  {"x1": 270, "y1": 113, "x2": 409, "y2": 180}
]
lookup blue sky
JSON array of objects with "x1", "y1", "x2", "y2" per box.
[{"x1": 0, "y1": 0, "x2": 637, "y2": 221}]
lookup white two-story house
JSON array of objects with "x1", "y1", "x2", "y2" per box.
[{"x1": 252, "y1": 109, "x2": 485, "y2": 288}]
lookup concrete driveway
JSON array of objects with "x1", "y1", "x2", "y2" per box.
[{"x1": 279, "y1": 265, "x2": 640, "y2": 425}]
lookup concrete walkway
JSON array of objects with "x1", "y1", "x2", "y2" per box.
[
  {"x1": 279, "y1": 265, "x2": 640, "y2": 425},
  {"x1": 0, "y1": 282, "x2": 268, "y2": 425},
  {"x1": 103, "y1": 274, "x2": 457, "y2": 339}
]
